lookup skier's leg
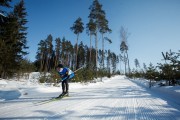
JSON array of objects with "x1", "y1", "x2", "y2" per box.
[
  {"x1": 62, "y1": 81, "x2": 65, "y2": 94},
  {"x1": 57, "y1": 81, "x2": 65, "y2": 98},
  {"x1": 64, "y1": 80, "x2": 69, "y2": 95}
]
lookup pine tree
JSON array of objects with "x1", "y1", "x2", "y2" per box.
[
  {"x1": 0, "y1": 0, "x2": 28, "y2": 78},
  {"x1": 64, "y1": 40, "x2": 74, "y2": 67},
  {"x1": 111, "y1": 52, "x2": 117, "y2": 74},
  {"x1": 70, "y1": 17, "x2": 84, "y2": 70},
  {"x1": 13, "y1": 0, "x2": 28, "y2": 56},
  {"x1": 120, "y1": 26, "x2": 130, "y2": 75},
  {"x1": 55, "y1": 37, "x2": 61, "y2": 67},
  {"x1": 77, "y1": 42, "x2": 85, "y2": 68},
  {"x1": 159, "y1": 50, "x2": 180, "y2": 85},
  {"x1": 36, "y1": 39, "x2": 47, "y2": 71},
  {"x1": 146, "y1": 63, "x2": 156, "y2": 88},
  {"x1": 0, "y1": 13, "x2": 19, "y2": 78},
  {"x1": 88, "y1": 0, "x2": 105, "y2": 69},
  {"x1": 134, "y1": 58, "x2": 140, "y2": 70},
  {"x1": 86, "y1": 18, "x2": 96, "y2": 64},
  {"x1": 106, "y1": 49, "x2": 111, "y2": 73},
  {"x1": 45, "y1": 34, "x2": 53, "y2": 71},
  {"x1": 99, "y1": 14, "x2": 111, "y2": 69}
]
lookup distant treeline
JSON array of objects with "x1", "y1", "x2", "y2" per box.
[
  {"x1": 129, "y1": 50, "x2": 180, "y2": 86},
  {"x1": 34, "y1": 34, "x2": 120, "y2": 82}
]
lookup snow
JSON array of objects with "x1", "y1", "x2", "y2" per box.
[
  {"x1": 0, "y1": 79, "x2": 7, "y2": 87},
  {"x1": 0, "y1": 74, "x2": 180, "y2": 120},
  {"x1": 130, "y1": 78, "x2": 180, "y2": 106}
]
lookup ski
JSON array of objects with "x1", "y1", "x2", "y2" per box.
[{"x1": 34, "y1": 95, "x2": 69, "y2": 105}]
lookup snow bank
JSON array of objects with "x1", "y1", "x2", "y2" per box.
[
  {"x1": 0, "y1": 89, "x2": 21, "y2": 101},
  {"x1": 130, "y1": 78, "x2": 180, "y2": 105},
  {"x1": 28, "y1": 72, "x2": 41, "y2": 84},
  {"x1": 152, "y1": 85, "x2": 180, "y2": 106},
  {"x1": 0, "y1": 79, "x2": 7, "y2": 87},
  {"x1": 0, "y1": 79, "x2": 23, "y2": 101}
]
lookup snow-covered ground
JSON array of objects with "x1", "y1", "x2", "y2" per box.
[{"x1": 0, "y1": 75, "x2": 180, "y2": 120}]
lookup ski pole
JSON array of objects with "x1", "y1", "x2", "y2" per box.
[{"x1": 74, "y1": 64, "x2": 86, "y2": 73}]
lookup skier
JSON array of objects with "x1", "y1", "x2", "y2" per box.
[{"x1": 56, "y1": 64, "x2": 75, "y2": 98}]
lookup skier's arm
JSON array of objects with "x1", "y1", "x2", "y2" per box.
[{"x1": 59, "y1": 68, "x2": 68, "y2": 78}]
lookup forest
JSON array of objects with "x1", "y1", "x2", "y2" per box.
[{"x1": 0, "y1": 0, "x2": 179, "y2": 86}]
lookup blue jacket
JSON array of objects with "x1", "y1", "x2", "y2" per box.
[
  {"x1": 58, "y1": 67, "x2": 75, "y2": 81},
  {"x1": 58, "y1": 67, "x2": 69, "y2": 81}
]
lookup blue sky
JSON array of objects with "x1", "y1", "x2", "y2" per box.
[{"x1": 22, "y1": 0, "x2": 180, "y2": 69}]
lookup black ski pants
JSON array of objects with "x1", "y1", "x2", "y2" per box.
[{"x1": 62, "y1": 79, "x2": 69, "y2": 93}]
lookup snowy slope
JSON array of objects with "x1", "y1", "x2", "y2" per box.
[{"x1": 0, "y1": 76, "x2": 180, "y2": 120}]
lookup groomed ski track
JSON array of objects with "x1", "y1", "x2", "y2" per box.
[{"x1": 0, "y1": 76, "x2": 180, "y2": 120}]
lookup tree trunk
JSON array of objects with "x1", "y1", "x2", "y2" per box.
[
  {"x1": 55, "y1": 54, "x2": 59, "y2": 68},
  {"x1": 126, "y1": 51, "x2": 131, "y2": 74},
  {"x1": 102, "y1": 33, "x2": 104, "y2": 68},
  {"x1": 124, "y1": 53, "x2": 127, "y2": 75},
  {"x1": 95, "y1": 31, "x2": 98, "y2": 70},
  {"x1": 40, "y1": 53, "x2": 44, "y2": 71},
  {"x1": 89, "y1": 34, "x2": 92, "y2": 63},
  {"x1": 119, "y1": 54, "x2": 122, "y2": 74},
  {"x1": 149, "y1": 79, "x2": 152, "y2": 88},
  {"x1": 76, "y1": 34, "x2": 79, "y2": 70},
  {"x1": 45, "y1": 56, "x2": 48, "y2": 72}
]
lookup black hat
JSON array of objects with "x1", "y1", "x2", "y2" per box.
[{"x1": 57, "y1": 64, "x2": 63, "y2": 68}]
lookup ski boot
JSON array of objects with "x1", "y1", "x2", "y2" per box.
[
  {"x1": 57, "y1": 92, "x2": 65, "y2": 98},
  {"x1": 63, "y1": 92, "x2": 69, "y2": 97}
]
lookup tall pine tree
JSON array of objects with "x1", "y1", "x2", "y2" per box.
[
  {"x1": 0, "y1": 0, "x2": 28, "y2": 78},
  {"x1": 70, "y1": 17, "x2": 84, "y2": 70},
  {"x1": 88, "y1": 0, "x2": 107, "y2": 69}
]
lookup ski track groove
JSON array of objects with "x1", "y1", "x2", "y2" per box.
[
  {"x1": 133, "y1": 84, "x2": 178, "y2": 120},
  {"x1": 149, "y1": 97, "x2": 177, "y2": 120},
  {"x1": 117, "y1": 97, "x2": 126, "y2": 120},
  {"x1": 90, "y1": 98, "x2": 115, "y2": 120},
  {"x1": 102, "y1": 98, "x2": 120, "y2": 120},
  {"x1": 77, "y1": 98, "x2": 105, "y2": 120},
  {"x1": 134, "y1": 85, "x2": 153, "y2": 120},
  {"x1": 134, "y1": 85, "x2": 161, "y2": 120}
]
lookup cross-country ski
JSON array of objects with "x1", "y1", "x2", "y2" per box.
[{"x1": 34, "y1": 95, "x2": 70, "y2": 106}]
